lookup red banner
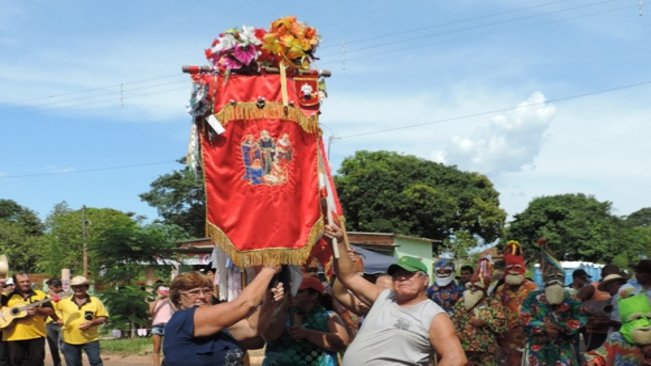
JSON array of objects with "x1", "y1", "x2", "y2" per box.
[{"x1": 200, "y1": 73, "x2": 325, "y2": 267}]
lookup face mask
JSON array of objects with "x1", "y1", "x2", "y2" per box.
[
  {"x1": 619, "y1": 294, "x2": 651, "y2": 344},
  {"x1": 435, "y1": 275, "x2": 453, "y2": 287},
  {"x1": 544, "y1": 283, "x2": 565, "y2": 305},
  {"x1": 463, "y1": 289, "x2": 484, "y2": 310},
  {"x1": 505, "y1": 273, "x2": 525, "y2": 285}
]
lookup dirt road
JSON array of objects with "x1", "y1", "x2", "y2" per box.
[{"x1": 46, "y1": 349, "x2": 265, "y2": 366}]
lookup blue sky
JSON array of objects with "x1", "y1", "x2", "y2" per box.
[{"x1": 1, "y1": 0, "x2": 650, "y2": 223}]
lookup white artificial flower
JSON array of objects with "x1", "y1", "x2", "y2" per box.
[
  {"x1": 240, "y1": 25, "x2": 261, "y2": 46},
  {"x1": 211, "y1": 33, "x2": 237, "y2": 53}
]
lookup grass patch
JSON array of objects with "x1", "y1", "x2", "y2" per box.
[{"x1": 100, "y1": 337, "x2": 152, "y2": 355}]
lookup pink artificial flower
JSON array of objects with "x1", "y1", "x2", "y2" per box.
[
  {"x1": 233, "y1": 44, "x2": 258, "y2": 66},
  {"x1": 221, "y1": 56, "x2": 243, "y2": 70}
]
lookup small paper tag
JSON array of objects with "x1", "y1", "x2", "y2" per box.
[{"x1": 206, "y1": 115, "x2": 226, "y2": 135}]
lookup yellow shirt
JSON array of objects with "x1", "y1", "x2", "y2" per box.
[
  {"x1": 2, "y1": 289, "x2": 50, "y2": 341},
  {"x1": 47, "y1": 292, "x2": 65, "y2": 324},
  {"x1": 58, "y1": 295, "x2": 109, "y2": 345}
]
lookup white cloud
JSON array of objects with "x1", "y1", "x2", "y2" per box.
[{"x1": 435, "y1": 91, "x2": 556, "y2": 175}]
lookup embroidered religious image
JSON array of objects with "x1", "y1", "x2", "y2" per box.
[{"x1": 241, "y1": 130, "x2": 293, "y2": 186}]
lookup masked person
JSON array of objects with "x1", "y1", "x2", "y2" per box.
[
  {"x1": 451, "y1": 257, "x2": 507, "y2": 366},
  {"x1": 585, "y1": 292, "x2": 651, "y2": 365},
  {"x1": 427, "y1": 258, "x2": 463, "y2": 314},
  {"x1": 494, "y1": 240, "x2": 538, "y2": 366},
  {"x1": 521, "y1": 251, "x2": 587, "y2": 366}
]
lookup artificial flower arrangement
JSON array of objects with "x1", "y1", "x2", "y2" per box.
[{"x1": 204, "y1": 16, "x2": 320, "y2": 73}]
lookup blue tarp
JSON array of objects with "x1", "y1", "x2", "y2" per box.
[
  {"x1": 353, "y1": 246, "x2": 396, "y2": 274},
  {"x1": 532, "y1": 262, "x2": 604, "y2": 287}
]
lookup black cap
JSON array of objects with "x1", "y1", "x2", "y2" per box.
[
  {"x1": 46, "y1": 278, "x2": 62, "y2": 287},
  {"x1": 572, "y1": 269, "x2": 592, "y2": 279},
  {"x1": 633, "y1": 259, "x2": 651, "y2": 274}
]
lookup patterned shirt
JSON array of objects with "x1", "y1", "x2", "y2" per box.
[
  {"x1": 585, "y1": 331, "x2": 648, "y2": 366},
  {"x1": 263, "y1": 306, "x2": 339, "y2": 366},
  {"x1": 427, "y1": 281, "x2": 463, "y2": 313},
  {"x1": 520, "y1": 289, "x2": 587, "y2": 366},
  {"x1": 495, "y1": 280, "x2": 538, "y2": 329},
  {"x1": 451, "y1": 297, "x2": 507, "y2": 365}
]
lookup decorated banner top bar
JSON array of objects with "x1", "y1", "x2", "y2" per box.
[{"x1": 183, "y1": 17, "x2": 343, "y2": 268}]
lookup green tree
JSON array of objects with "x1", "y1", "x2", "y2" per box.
[
  {"x1": 334, "y1": 151, "x2": 506, "y2": 248},
  {"x1": 92, "y1": 223, "x2": 183, "y2": 284},
  {"x1": 93, "y1": 222, "x2": 184, "y2": 337},
  {"x1": 624, "y1": 208, "x2": 651, "y2": 227},
  {"x1": 506, "y1": 193, "x2": 621, "y2": 263},
  {"x1": 0, "y1": 199, "x2": 44, "y2": 235},
  {"x1": 614, "y1": 225, "x2": 651, "y2": 268},
  {"x1": 41, "y1": 203, "x2": 138, "y2": 276},
  {"x1": 140, "y1": 161, "x2": 205, "y2": 238},
  {"x1": 0, "y1": 199, "x2": 45, "y2": 271}
]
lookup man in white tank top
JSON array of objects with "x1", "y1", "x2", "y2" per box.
[{"x1": 325, "y1": 224, "x2": 467, "y2": 366}]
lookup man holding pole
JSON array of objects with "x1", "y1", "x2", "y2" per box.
[{"x1": 327, "y1": 224, "x2": 467, "y2": 366}]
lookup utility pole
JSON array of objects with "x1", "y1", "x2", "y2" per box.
[
  {"x1": 82, "y1": 205, "x2": 89, "y2": 278},
  {"x1": 327, "y1": 135, "x2": 338, "y2": 159}
]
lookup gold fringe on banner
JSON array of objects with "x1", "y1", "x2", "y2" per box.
[
  {"x1": 214, "y1": 102, "x2": 320, "y2": 134},
  {"x1": 205, "y1": 217, "x2": 325, "y2": 267}
]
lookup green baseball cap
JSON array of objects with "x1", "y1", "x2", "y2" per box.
[{"x1": 387, "y1": 256, "x2": 428, "y2": 275}]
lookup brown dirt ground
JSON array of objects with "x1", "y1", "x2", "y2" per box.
[{"x1": 46, "y1": 348, "x2": 265, "y2": 366}]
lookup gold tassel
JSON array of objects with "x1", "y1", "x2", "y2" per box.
[
  {"x1": 214, "y1": 102, "x2": 320, "y2": 134},
  {"x1": 206, "y1": 217, "x2": 325, "y2": 267}
]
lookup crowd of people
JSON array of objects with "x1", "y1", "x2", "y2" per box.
[
  {"x1": 0, "y1": 273, "x2": 108, "y2": 366},
  {"x1": 160, "y1": 225, "x2": 651, "y2": 366},
  {"x1": 2, "y1": 226, "x2": 651, "y2": 366}
]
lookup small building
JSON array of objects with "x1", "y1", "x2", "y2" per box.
[
  {"x1": 171, "y1": 232, "x2": 439, "y2": 275},
  {"x1": 347, "y1": 232, "x2": 439, "y2": 276}
]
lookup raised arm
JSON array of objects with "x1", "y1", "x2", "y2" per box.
[
  {"x1": 332, "y1": 277, "x2": 371, "y2": 316},
  {"x1": 287, "y1": 312, "x2": 350, "y2": 352},
  {"x1": 193, "y1": 266, "x2": 279, "y2": 337},
  {"x1": 227, "y1": 282, "x2": 285, "y2": 347},
  {"x1": 328, "y1": 224, "x2": 382, "y2": 305},
  {"x1": 429, "y1": 313, "x2": 467, "y2": 366}
]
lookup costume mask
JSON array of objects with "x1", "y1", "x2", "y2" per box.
[
  {"x1": 434, "y1": 258, "x2": 455, "y2": 287},
  {"x1": 463, "y1": 285, "x2": 485, "y2": 310},
  {"x1": 435, "y1": 274, "x2": 453, "y2": 287},
  {"x1": 544, "y1": 283, "x2": 565, "y2": 305},
  {"x1": 505, "y1": 272, "x2": 525, "y2": 285},
  {"x1": 619, "y1": 293, "x2": 651, "y2": 345},
  {"x1": 504, "y1": 240, "x2": 525, "y2": 275}
]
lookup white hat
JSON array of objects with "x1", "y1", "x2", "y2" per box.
[{"x1": 70, "y1": 276, "x2": 90, "y2": 286}]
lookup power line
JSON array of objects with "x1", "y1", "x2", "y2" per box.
[
  {"x1": 19, "y1": 74, "x2": 183, "y2": 104},
  {"x1": 12, "y1": 79, "x2": 188, "y2": 111},
  {"x1": 2, "y1": 78, "x2": 649, "y2": 179},
  {"x1": 318, "y1": 0, "x2": 577, "y2": 50},
  {"x1": 0, "y1": 161, "x2": 177, "y2": 179},
  {"x1": 36, "y1": 85, "x2": 189, "y2": 113},
  {"x1": 318, "y1": 0, "x2": 619, "y2": 59},
  {"x1": 3, "y1": 0, "x2": 630, "y2": 112},
  {"x1": 335, "y1": 79, "x2": 651, "y2": 140}
]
